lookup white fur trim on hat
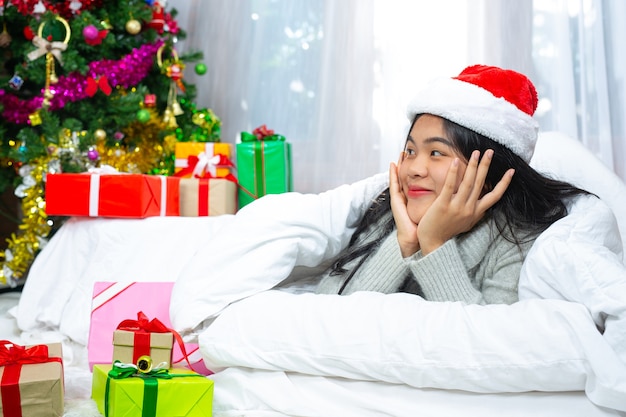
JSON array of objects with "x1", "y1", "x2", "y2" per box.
[{"x1": 406, "y1": 77, "x2": 539, "y2": 163}]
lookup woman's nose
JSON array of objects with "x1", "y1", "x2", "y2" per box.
[{"x1": 405, "y1": 154, "x2": 428, "y2": 177}]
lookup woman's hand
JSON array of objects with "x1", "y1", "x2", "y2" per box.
[
  {"x1": 389, "y1": 152, "x2": 420, "y2": 257},
  {"x1": 417, "y1": 149, "x2": 514, "y2": 255}
]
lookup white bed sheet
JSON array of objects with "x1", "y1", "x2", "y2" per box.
[{"x1": 210, "y1": 368, "x2": 625, "y2": 417}]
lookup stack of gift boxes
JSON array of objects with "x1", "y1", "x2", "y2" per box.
[
  {"x1": 45, "y1": 124, "x2": 293, "y2": 218},
  {"x1": 89, "y1": 282, "x2": 214, "y2": 416},
  {"x1": 31, "y1": 126, "x2": 292, "y2": 415}
]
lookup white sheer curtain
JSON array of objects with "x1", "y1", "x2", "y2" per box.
[
  {"x1": 170, "y1": 0, "x2": 626, "y2": 194},
  {"x1": 170, "y1": 0, "x2": 468, "y2": 193},
  {"x1": 531, "y1": 0, "x2": 626, "y2": 182}
]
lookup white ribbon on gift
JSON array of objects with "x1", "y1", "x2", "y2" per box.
[
  {"x1": 86, "y1": 165, "x2": 171, "y2": 217},
  {"x1": 175, "y1": 143, "x2": 220, "y2": 177},
  {"x1": 92, "y1": 282, "x2": 135, "y2": 312},
  {"x1": 89, "y1": 174, "x2": 101, "y2": 216},
  {"x1": 27, "y1": 36, "x2": 68, "y2": 65},
  {"x1": 191, "y1": 152, "x2": 223, "y2": 178},
  {"x1": 159, "y1": 175, "x2": 168, "y2": 217}
]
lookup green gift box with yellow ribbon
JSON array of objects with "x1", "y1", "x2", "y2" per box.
[
  {"x1": 237, "y1": 125, "x2": 293, "y2": 209},
  {"x1": 91, "y1": 362, "x2": 213, "y2": 417}
]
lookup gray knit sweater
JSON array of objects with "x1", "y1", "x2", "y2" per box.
[{"x1": 316, "y1": 211, "x2": 535, "y2": 305}]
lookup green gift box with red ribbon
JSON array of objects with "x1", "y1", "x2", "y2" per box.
[
  {"x1": 0, "y1": 342, "x2": 64, "y2": 417},
  {"x1": 92, "y1": 362, "x2": 213, "y2": 417},
  {"x1": 237, "y1": 125, "x2": 293, "y2": 209}
]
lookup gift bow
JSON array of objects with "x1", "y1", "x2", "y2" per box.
[
  {"x1": 0, "y1": 341, "x2": 51, "y2": 366},
  {"x1": 116, "y1": 311, "x2": 170, "y2": 334},
  {"x1": 27, "y1": 36, "x2": 68, "y2": 65},
  {"x1": 107, "y1": 360, "x2": 171, "y2": 380},
  {"x1": 174, "y1": 152, "x2": 234, "y2": 178},
  {"x1": 241, "y1": 125, "x2": 285, "y2": 142},
  {"x1": 116, "y1": 312, "x2": 198, "y2": 373},
  {"x1": 86, "y1": 76, "x2": 112, "y2": 97}
]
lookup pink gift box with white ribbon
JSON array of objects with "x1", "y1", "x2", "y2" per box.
[{"x1": 87, "y1": 281, "x2": 210, "y2": 375}]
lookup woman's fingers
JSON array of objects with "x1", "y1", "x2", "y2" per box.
[
  {"x1": 388, "y1": 152, "x2": 404, "y2": 195},
  {"x1": 439, "y1": 157, "x2": 461, "y2": 200},
  {"x1": 470, "y1": 149, "x2": 493, "y2": 201},
  {"x1": 477, "y1": 168, "x2": 515, "y2": 212}
]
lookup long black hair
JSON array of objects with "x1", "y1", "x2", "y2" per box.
[{"x1": 330, "y1": 114, "x2": 591, "y2": 277}]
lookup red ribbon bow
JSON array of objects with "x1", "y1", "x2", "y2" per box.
[
  {"x1": 253, "y1": 124, "x2": 275, "y2": 139},
  {"x1": 0, "y1": 341, "x2": 50, "y2": 367},
  {"x1": 116, "y1": 311, "x2": 169, "y2": 333},
  {"x1": 86, "y1": 76, "x2": 112, "y2": 97}
]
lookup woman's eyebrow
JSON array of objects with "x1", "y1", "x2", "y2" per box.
[
  {"x1": 424, "y1": 136, "x2": 454, "y2": 147},
  {"x1": 406, "y1": 135, "x2": 454, "y2": 147}
]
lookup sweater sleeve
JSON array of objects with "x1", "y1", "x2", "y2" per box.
[
  {"x1": 405, "y1": 236, "x2": 523, "y2": 305},
  {"x1": 351, "y1": 232, "x2": 409, "y2": 294},
  {"x1": 406, "y1": 240, "x2": 482, "y2": 303}
]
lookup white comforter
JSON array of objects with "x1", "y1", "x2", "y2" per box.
[
  {"x1": 168, "y1": 173, "x2": 626, "y2": 412},
  {"x1": 168, "y1": 133, "x2": 626, "y2": 413}
]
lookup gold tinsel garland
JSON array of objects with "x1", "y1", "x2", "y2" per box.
[
  {"x1": 97, "y1": 109, "x2": 176, "y2": 173},
  {"x1": 0, "y1": 155, "x2": 51, "y2": 286}
]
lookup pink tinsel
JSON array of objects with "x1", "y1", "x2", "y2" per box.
[{"x1": 0, "y1": 41, "x2": 164, "y2": 125}]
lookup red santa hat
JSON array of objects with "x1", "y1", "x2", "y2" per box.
[{"x1": 406, "y1": 65, "x2": 539, "y2": 163}]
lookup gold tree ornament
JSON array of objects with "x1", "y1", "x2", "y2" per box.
[
  {"x1": 157, "y1": 44, "x2": 186, "y2": 124},
  {"x1": 94, "y1": 129, "x2": 107, "y2": 141},
  {"x1": 125, "y1": 19, "x2": 141, "y2": 35},
  {"x1": 27, "y1": 16, "x2": 71, "y2": 107},
  {"x1": 0, "y1": 23, "x2": 12, "y2": 47}
]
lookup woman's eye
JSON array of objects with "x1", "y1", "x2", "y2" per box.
[
  {"x1": 404, "y1": 148, "x2": 416, "y2": 156},
  {"x1": 431, "y1": 150, "x2": 443, "y2": 156}
]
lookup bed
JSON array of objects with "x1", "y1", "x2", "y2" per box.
[{"x1": 6, "y1": 131, "x2": 626, "y2": 416}]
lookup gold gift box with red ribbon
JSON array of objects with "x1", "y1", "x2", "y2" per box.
[
  {"x1": 174, "y1": 142, "x2": 233, "y2": 178},
  {"x1": 45, "y1": 173, "x2": 180, "y2": 218},
  {"x1": 112, "y1": 312, "x2": 174, "y2": 369},
  {"x1": 0, "y1": 342, "x2": 64, "y2": 417}
]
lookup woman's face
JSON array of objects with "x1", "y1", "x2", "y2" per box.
[{"x1": 399, "y1": 114, "x2": 468, "y2": 224}]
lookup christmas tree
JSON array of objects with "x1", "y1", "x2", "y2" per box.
[{"x1": 0, "y1": 0, "x2": 220, "y2": 286}]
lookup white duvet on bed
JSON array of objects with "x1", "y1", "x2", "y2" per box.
[
  {"x1": 11, "y1": 131, "x2": 626, "y2": 416},
  {"x1": 186, "y1": 193, "x2": 626, "y2": 413}
]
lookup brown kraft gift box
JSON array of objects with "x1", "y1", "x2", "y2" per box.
[{"x1": 0, "y1": 342, "x2": 64, "y2": 417}]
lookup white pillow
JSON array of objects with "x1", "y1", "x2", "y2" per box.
[
  {"x1": 530, "y1": 131, "x2": 626, "y2": 253},
  {"x1": 199, "y1": 290, "x2": 626, "y2": 412},
  {"x1": 519, "y1": 195, "x2": 626, "y2": 366}
]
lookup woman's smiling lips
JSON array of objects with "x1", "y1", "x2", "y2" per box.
[{"x1": 406, "y1": 186, "x2": 433, "y2": 198}]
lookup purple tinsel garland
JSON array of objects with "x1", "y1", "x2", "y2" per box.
[{"x1": 0, "y1": 40, "x2": 164, "y2": 125}]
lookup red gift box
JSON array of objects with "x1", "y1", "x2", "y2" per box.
[{"x1": 45, "y1": 173, "x2": 180, "y2": 218}]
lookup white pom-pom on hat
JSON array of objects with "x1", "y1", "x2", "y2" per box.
[{"x1": 406, "y1": 65, "x2": 539, "y2": 163}]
